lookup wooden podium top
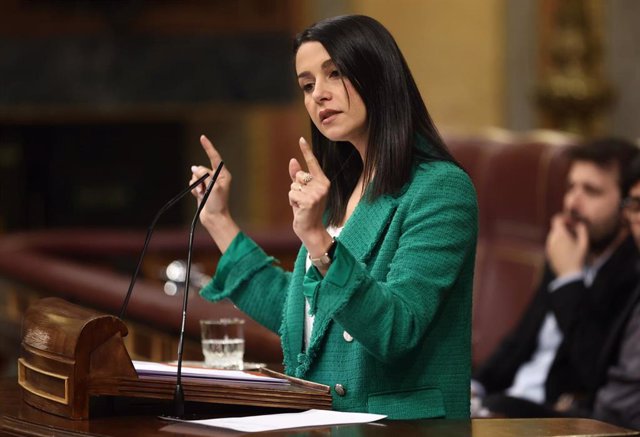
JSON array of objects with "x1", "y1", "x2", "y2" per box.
[
  {"x1": 1, "y1": 378, "x2": 638, "y2": 437},
  {"x1": 16, "y1": 298, "x2": 331, "y2": 419}
]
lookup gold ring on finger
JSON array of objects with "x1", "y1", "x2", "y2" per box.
[{"x1": 301, "y1": 172, "x2": 313, "y2": 184}]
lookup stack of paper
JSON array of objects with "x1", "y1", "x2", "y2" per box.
[
  {"x1": 132, "y1": 360, "x2": 287, "y2": 384},
  {"x1": 162, "y1": 409, "x2": 387, "y2": 433}
]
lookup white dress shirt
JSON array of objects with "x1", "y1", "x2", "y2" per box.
[{"x1": 505, "y1": 250, "x2": 612, "y2": 403}]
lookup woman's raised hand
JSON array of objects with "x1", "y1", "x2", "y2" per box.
[
  {"x1": 190, "y1": 135, "x2": 231, "y2": 216},
  {"x1": 288, "y1": 137, "x2": 333, "y2": 258},
  {"x1": 190, "y1": 134, "x2": 239, "y2": 253}
]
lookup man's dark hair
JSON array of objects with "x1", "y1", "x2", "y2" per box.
[{"x1": 568, "y1": 137, "x2": 640, "y2": 195}]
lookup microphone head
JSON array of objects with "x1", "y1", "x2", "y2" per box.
[{"x1": 166, "y1": 260, "x2": 187, "y2": 282}]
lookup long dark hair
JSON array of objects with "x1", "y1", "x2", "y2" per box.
[{"x1": 293, "y1": 15, "x2": 456, "y2": 226}]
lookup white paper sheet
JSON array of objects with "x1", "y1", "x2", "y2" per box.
[
  {"x1": 180, "y1": 409, "x2": 387, "y2": 432},
  {"x1": 132, "y1": 360, "x2": 287, "y2": 384}
]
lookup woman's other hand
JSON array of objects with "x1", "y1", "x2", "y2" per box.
[
  {"x1": 190, "y1": 134, "x2": 239, "y2": 253},
  {"x1": 288, "y1": 137, "x2": 333, "y2": 259}
]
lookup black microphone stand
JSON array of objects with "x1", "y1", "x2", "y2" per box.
[
  {"x1": 118, "y1": 172, "x2": 210, "y2": 320},
  {"x1": 169, "y1": 161, "x2": 224, "y2": 419}
]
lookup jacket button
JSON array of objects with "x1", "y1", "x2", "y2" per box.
[
  {"x1": 343, "y1": 331, "x2": 353, "y2": 342},
  {"x1": 334, "y1": 384, "x2": 346, "y2": 396}
]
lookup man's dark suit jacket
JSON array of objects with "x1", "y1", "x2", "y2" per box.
[{"x1": 474, "y1": 236, "x2": 640, "y2": 407}]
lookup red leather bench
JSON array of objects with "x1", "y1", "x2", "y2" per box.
[{"x1": 447, "y1": 129, "x2": 579, "y2": 366}]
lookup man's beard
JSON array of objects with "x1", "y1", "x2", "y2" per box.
[
  {"x1": 567, "y1": 209, "x2": 623, "y2": 255},
  {"x1": 589, "y1": 221, "x2": 623, "y2": 255}
]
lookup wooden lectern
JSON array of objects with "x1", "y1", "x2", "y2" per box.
[{"x1": 18, "y1": 297, "x2": 332, "y2": 420}]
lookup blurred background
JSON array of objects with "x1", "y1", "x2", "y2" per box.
[{"x1": 1, "y1": 0, "x2": 639, "y2": 379}]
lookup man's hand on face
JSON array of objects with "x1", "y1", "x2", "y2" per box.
[{"x1": 546, "y1": 213, "x2": 589, "y2": 277}]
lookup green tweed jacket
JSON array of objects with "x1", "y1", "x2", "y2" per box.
[{"x1": 201, "y1": 159, "x2": 478, "y2": 419}]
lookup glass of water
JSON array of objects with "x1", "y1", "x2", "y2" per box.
[{"x1": 199, "y1": 318, "x2": 245, "y2": 370}]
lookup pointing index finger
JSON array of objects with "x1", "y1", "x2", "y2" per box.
[
  {"x1": 298, "y1": 137, "x2": 322, "y2": 176},
  {"x1": 200, "y1": 134, "x2": 223, "y2": 165}
]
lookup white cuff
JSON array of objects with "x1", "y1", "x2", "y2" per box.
[{"x1": 548, "y1": 272, "x2": 584, "y2": 293}]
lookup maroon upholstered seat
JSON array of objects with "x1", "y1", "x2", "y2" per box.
[{"x1": 447, "y1": 129, "x2": 578, "y2": 366}]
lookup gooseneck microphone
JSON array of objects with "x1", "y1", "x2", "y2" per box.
[
  {"x1": 171, "y1": 161, "x2": 224, "y2": 418},
  {"x1": 118, "y1": 172, "x2": 210, "y2": 320}
]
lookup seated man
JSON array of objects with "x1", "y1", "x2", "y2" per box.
[
  {"x1": 472, "y1": 137, "x2": 640, "y2": 418},
  {"x1": 591, "y1": 154, "x2": 640, "y2": 430}
]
